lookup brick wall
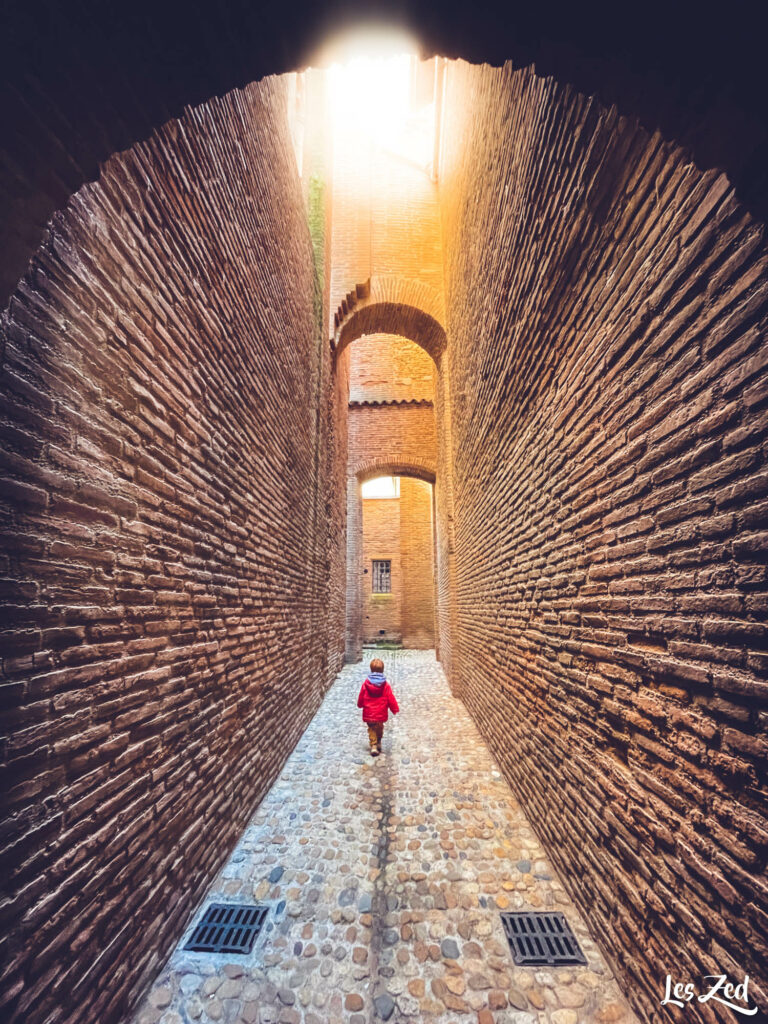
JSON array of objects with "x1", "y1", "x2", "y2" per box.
[
  {"x1": 0, "y1": 76, "x2": 345, "y2": 1024},
  {"x1": 348, "y1": 402, "x2": 437, "y2": 480},
  {"x1": 439, "y1": 61, "x2": 768, "y2": 1021},
  {"x1": 349, "y1": 334, "x2": 435, "y2": 405},
  {"x1": 399, "y1": 477, "x2": 435, "y2": 648},
  {"x1": 361, "y1": 495, "x2": 402, "y2": 643},
  {"x1": 433, "y1": 366, "x2": 459, "y2": 684},
  {"x1": 328, "y1": 58, "x2": 444, "y2": 330}
]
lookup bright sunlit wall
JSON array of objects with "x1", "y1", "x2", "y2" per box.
[{"x1": 361, "y1": 475, "x2": 401, "y2": 499}]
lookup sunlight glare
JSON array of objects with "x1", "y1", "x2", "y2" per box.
[
  {"x1": 361, "y1": 476, "x2": 401, "y2": 499},
  {"x1": 328, "y1": 53, "x2": 413, "y2": 148}
]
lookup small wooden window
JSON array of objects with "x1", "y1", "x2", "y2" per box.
[{"x1": 372, "y1": 560, "x2": 391, "y2": 593}]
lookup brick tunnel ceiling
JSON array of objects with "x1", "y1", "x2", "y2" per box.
[{"x1": 2, "y1": 0, "x2": 768, "y2": 305}]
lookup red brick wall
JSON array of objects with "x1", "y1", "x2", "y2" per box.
[
  {"x1": 0, "y1": 77, "x2": 345, "y2": 1024},
  {"x1": 434, "y1": 367, "x2": 459, "y2": 682},
  {"x1": 440, "y1": 61, "x2": 768, "y2": 1021},
  {"x1": 361, "y1": 495, "x2": 402, "y2": 643},
  {"x1": 328, "y1": 58, "x2": 444, "y2": 332},
  {"x1": 349, "y1": 334, "x2": 435, "y2": 405}
]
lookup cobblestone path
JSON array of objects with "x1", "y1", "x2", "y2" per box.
[{"x1": 132, "y1": 650, "x2": 637, "y2": 1024}]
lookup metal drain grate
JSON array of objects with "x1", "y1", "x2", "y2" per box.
[
  {"x1": 185, "y1": 903, "x2": 268, "y2": 955},
  {"x1": 501, "y1": 912, "x2": 587, "y2": 966}
]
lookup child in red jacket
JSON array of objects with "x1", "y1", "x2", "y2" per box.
[{"x1": 357, "y1": 657, "x2": 399, "y2": 757}]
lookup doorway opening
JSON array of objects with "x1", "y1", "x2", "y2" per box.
[{"x1": 361, "y1": 474, "x2": 435, "y2": 648}]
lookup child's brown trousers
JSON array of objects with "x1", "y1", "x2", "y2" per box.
[{"x1": 366, "y1": 722, "x2": 384, "y2": 749}]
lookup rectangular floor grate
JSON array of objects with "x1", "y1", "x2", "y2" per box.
[
  {"x1": 185, "y1": 903, "x2": 268, "y2": 955},
  {"x1": 501, "y1": 912, "x2": 587, "y2": 966}
]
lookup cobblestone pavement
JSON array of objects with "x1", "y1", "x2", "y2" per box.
[{"x1": 132, "y1": 650, "x2": 637, "y2": 1024}]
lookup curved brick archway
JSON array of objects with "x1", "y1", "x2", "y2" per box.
[
  {"x1": 333, "y1": 276, "x2": 447, "y2": 363},
  {"x1": 354, "y1": 459, "x2": 437, "y2": 485}
]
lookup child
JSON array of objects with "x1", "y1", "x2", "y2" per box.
[{"x1": 357, "y1": 657, "x2": 399, "y2": 757}]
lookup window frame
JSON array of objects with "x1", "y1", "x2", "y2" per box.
[{"x1": 372, "y1": 559, "x2": 392, "y2": 593}]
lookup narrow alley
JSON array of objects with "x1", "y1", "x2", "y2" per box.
[
  {"x1": 132, "y1": 651, "x2": 634, "y2": 1024},
  {"x1": 2, "y1": 7, "x2": 767, "y2": 1024}
]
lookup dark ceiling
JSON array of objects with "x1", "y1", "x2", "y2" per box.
[{"x1": 2, "y1": 0, "x2": 766, "y2": 306}]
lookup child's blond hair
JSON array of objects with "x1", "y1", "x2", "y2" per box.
[{"x1": 370, "y1": 657, "x2": 384, "y2": 673}]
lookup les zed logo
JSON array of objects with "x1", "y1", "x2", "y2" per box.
[{"x1": 662, "y1": 974, "x2": 757, "y2": 1015}]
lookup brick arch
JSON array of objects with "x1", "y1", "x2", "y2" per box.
[
  {"x1": 332, "y1": 277, "x2": 447, "y2": 363},
  {"x1": 354, "y1": 458, "x2": 437, "y2": 485}
]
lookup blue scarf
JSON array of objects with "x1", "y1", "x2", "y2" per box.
[{"x1": 367, "y1": 672, "x2": 386, "y2": 687}]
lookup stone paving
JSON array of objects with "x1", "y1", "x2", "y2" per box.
[{"x1": 131, "y1": 650, "x2": 637, "y2": 1024}]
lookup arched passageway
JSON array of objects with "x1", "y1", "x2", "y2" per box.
[
  {"x1": 346, "y1": 467, "x2": 438, "y2": 660},
  {"x1": 333, "y1": 277, "x2": 447, "y2": 364},
  {"x1": 356, "y1": 461, "x2": 436, "y2": 485},
  {"x1": 1, "y1": 17, "x2": 767, "y2": 1024},
  {"x1": 341, "y1": 324, "x2": 446, "y2": 663},
  {"x1": 357, "y1": 474, "x2": 435, "y2": 648}
]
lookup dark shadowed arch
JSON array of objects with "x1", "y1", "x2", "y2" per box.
[
  {"x1": 337, "y1": 303, "x2": 446, "y2": 363},
  {"x1": 3, "y1": 0, "x2": 766, "y2": 306}
]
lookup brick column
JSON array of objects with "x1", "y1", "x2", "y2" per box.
[{"x1": 345, "y1": 475, "x2": 363, "y2": 661}]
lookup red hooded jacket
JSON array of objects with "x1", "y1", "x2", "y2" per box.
[{"x1": 357, "y1": 676, "x2": 399, "y2": 723}]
